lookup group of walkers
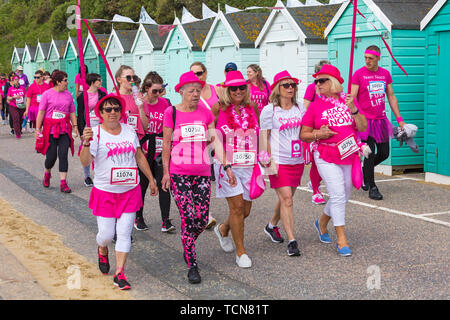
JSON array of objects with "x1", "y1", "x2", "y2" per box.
[{"x1": 2, "y1": 44, "x2": 407, "y2": 289}]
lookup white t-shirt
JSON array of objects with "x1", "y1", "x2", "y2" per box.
[
  {"x1": 90, "y1": 123, "x2": 141, "y2": 193},
  {"x1": 260, "y1": 102, "x2": 306, "y2": 165}
]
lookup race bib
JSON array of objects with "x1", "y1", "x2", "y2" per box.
[
  {"x1": 368, "y1": 81, "x2": 386, "y2": 94},
  {"x1": 337, "y1": 134, "x2": 359, "y2": 160},
  {"x1": 16, "y1": 96, "x2": 24, "y2": 104},
  {"x1": 79, "y1": 85, "x2": 83, "y2": 92},
  {"x1": 291, "y1": 140, "x2": 302, "y2": 158},
  {"x1": 180, "y1": 123, "x2": 207, "y2": 142},
  {"x1": 110, "y1": 167, "x2": 138, "y2": 185},
  {"x1": 36, "y1": 94, "x2": 42, "y2": 103},
  {"x1": 155, "y1": 136, "x2": 163, "y2": 153},
  {"x1": 19, "y1": 79, "x2": 25, "y2": 86},
  {"x1": 52, "y1": 111, "x2": 66, "y2": 120},
  {"x1": 127, "y1": 115, "x2": 138, "y2": 129},
  {"x1": 232, "y1": 150, "x2": 256, "y2": 167}
]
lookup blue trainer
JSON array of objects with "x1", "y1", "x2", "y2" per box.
[
  {"x1": 336, "y1": 245, "x2": 352, "y2": 257},
  {"x1": 314, "y1": 219, "x2": 331, "y2": 244}
]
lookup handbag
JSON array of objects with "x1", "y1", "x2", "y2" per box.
[{"x1": 249, "y1": 163, "x2": 266, "y2": 200}]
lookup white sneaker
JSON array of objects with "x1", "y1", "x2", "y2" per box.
[
  {"x1": 236, "y1": 254, "x2": 252, "y2": 268},
  {"x1": 214, "y1": 224, "x2": 234, "y2": 253},
  {"x1": 28, "y1": 127, "x2": 34, "y2": 133}
]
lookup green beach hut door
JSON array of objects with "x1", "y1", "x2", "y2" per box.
[{"x1": 436, "y1": 31, "x2": 450, "y2": 176}]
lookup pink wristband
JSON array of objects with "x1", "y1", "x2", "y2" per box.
[{"x1": 396, "y1": 117, "x2": 404, "y2": 123}]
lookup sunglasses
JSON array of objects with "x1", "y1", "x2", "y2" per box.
[
  {"x1": 122, "y1": 75, "x2": 139, "y2": 82},
  {"x1": 194, "y1": 71, "x2": 205, "y2": 77},
  {"x1": 314, "y1": 78, "x2": 330, "y2": 85},
  {"x1": 102, "y1": 106, "x2": 122, "y2": 113},
  {"x1": 280, "y1": 82, "x2": 297, "y2": 89},
  {"x1": 230, "y1": 85, "x2": 247, "y2": 92},
  {"x1": 152, "y1": 89, "x2": 164, "y2": 94},
  {"x1": 34, "y1": 76, "x2": 41, "y2": 79},
  {"x1": 61, "y1": 79, "x2": 68, "y2": 83}
]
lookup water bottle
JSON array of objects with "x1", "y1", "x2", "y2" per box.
[
  {"x1": 131, "y1": 83, "x2": 143, "y2": 107},
  {"x1": 22, "y1": 116, "x2": 28, "y2": 129}
]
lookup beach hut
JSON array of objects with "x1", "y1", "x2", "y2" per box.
[
  {"x1": 83, "y1": 33, "x2": 109, "y2": 86},
  {"x1": 202, "y1": 11, "x2": 270, "y2": 86},
  {"x1": 131, "y1": 24, "x2": 169, "y2": 83},
  {"x1": 255, "y1": 1, "x2": 342, "y2": 96},
  {"x1": 22, "y1": 44, "x2": 37, "y2": 81},
  {"x1": 162, "y1": 17, "x2": 214, "y2": 104},
  {"x1": 104, "y1": 28, "x2": 137, "y2": 92},
  {"x1": 421, "y1": 0, "x2": 450, "y2": 184},
  {"x1": 11, "y1": 47, "x2": 24, "y2": 71},
  {"x1": 47, "y1": 39, "x2": 67, "y2": 73},
  {"x1": 64, "y1": 37, "x2": 85, "y2": 98},
  {"x1": 325, "y1": 0, "x2": 438, "y2": 174},
  {"x1": 34, "y1": 41, "x2": 51, "y2": 72}
]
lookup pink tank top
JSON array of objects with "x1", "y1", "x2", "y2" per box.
[{"x1": 199, "y1": 85, "x2": 218, "y2": 110}]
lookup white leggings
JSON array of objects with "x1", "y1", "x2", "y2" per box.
[
  {"x1": 96, "y1": 213, "x2": 135, "y2": 253},
  {"x1": 314, "y1": 151, "x2": 352, "y2": 227}
]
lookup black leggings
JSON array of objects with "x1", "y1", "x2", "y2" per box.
[
  {"x1": 136, "y1": 156, "x2": 171, "y2": 222},
  {"x1": 363, "y1": 136, "x2": 390, "y2": 188},
  {"x1": 45, "y1": 134, "x2": 71, "y2": 172}
]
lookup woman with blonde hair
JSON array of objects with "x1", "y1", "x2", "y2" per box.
[
  {"x1": 260, "y1": 71, "x2": 306, "y2": 256},
  {"x1": 247, "y1": 64, "x2": 271, "y2": 113}
]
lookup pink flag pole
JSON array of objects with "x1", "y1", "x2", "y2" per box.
[
  {"x1": 76, "y1": 1, "x2": 90, "y2": 128},
  {"x1": 348, "y1": 0, "x2": 358, "y2": 94}
]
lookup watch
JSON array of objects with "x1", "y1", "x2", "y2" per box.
[
  {"x1": 223, "y1": 164, "x2": 232, "y2": 171},
  {"x1": 351, "y1": 109, "x2": 359, "y2": 115}
]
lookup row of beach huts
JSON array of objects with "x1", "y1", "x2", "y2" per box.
[{"x1": 10, "y1": 0, "x2": 450, "y2": 184}]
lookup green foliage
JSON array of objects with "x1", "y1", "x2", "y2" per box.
[{"x1": 1, "y1": 0, "x2": 331, "y2": 72}]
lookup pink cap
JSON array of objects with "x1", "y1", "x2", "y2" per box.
[
  {"x1": 270, "y1": 70, "x2": 299, "y2": 91},
  {"x1": 221, "y1": 70, "x2": 247, "y2": 87},
  {"x1": 175, "y1": 71, "x2": 205, "y2": 93},
  {"x1": 95, "y1": 94, "x2": 128, "y2": 123},
  {"x1": 313, "y1": 64, "x2": 344, "y2": 84}
]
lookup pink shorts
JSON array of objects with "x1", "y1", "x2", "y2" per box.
[
  {"x1": 89, "y1": 185, "x2": 142, "y2": 219},
  {"x1": 269, "y1": 163, "x2": 305, "y2": 189}
]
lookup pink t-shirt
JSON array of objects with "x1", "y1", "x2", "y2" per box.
[
  {"x1": 304, "y1": 83, "x2": 317, "y2": 102},
  {"x1": 0, "y1": 79, "x2": 7, "y2": 98},
  {"x1": 26, "y1": 82, "x2": 51, "y2": 107},
  {"x1": 75, "y1": 74, "x2": 88, "y2": 93},
  {"x1": 249, "y1": 81, "x2": 271, "y2": 113},
  {"x1": 351, "y1": 66, "x2": 392, "y2": 120},
  {"x1": 145, "y1": 97, "x2": 169, "y2": 135},
  {"x1": 39, "y1": 88, "x2": 75, "y2": 134},
  {"x1": 302, "y1": 94, "x2": 358, "y2": 165},
  {"x1": 121, "y1": 94, "x2": 147, "y2": 139},
  {"x1": 163, "y1": 104, "x2": 214, "y2": 176},
  {"x1": 7, "y1": 86, "x2": 26, "y2": 108}
]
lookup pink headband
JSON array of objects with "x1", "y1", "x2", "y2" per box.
[{"x1": 365, "y1": 50, "x2": 380, "y2": 57}]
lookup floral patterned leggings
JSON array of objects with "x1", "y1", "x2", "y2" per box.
[{"x1": 170, "y1": 174, "x2": 211, "y2": 268}]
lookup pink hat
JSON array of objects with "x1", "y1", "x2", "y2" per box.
[
  {"x1": 270, "y1": 70, "x2": 300, "y2": 91},
  {"x1": 94, "y1": 94, "x2": 127, "y2": 123},
  {"x1": 221, "y1": 71, "x2": 247, "y2": 87},
  {"x1": 313, "y1": 64, "x2": 344, "y2": 84},
  {"x1": 12, "y1": 75, "x2": 20, "y2": 80},
  {"x1": 175, "y1": 71, "x2": 205, "y2": 93}
]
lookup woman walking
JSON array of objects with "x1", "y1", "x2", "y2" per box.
[
  {"x1": 260, "y1": 70, "x2": 306, "y2": 256},
  {"x1": 247, "y1": 64, "x2": 271, "y2": 113},
  {"x1": 300, "y1": 65, "x2": 367, "y2": 256},
  {"x1": 80, "y1": 94, "x2": 158, "y2": 290},
  {"x1": 6, "y1": 75, "x2": 26, "y2": 139}
]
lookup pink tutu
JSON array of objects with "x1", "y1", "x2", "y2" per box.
[
  {"x1": 357, "y1": 117, "x2": 393, "y2": 143},
  {"x1": 89, "y1": 185, "x2": 142, "y2": 219},
  {"x1": 269, "y1": 164, "x2": 304, "y2": 189},
  {"x1": 28, "y1": 105, "x2": 39, "y2": 122}
]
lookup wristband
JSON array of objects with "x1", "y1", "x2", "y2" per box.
[
  {"x1": 223, "y1": 164, "x2": 232, "y2": 171},
  {"x1": 83, "y1": 143, "x2": 90, "y2": 147},
  {"x1": 396, "y1": 117, "x2": 404, "y2": 124},
  {"x1": 351, "y1": 109, "x2": 359, "y2": 115}
]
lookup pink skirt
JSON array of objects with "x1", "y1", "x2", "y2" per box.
[
  {"x1": 28, "y1": 105, "x2": 39, "y2": 122},
  {"x1": 89, "y1": 185, "x2": 142, "y2": 219},
  {"x1": 357, "y1": 117, "x2": 393, "y2": 143},
  {"x1": 269, "y1": 164, "x2": 305, "y2": 189}
]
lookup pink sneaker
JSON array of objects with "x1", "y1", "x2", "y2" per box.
[
  {"x1": 60, "y1": 180, "x2": 72, "y2": 193},
  {"x1": 312, "y1": 193, "x2": 326, "y2": 205},
  {"x1": 43, "y1": 172, "x2": 51, "y2": 188}
]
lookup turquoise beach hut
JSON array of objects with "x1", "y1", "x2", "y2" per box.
[
  {"x1": 421, "y1": 0, "x2": 450, "y2": 185},
  {"x1": 47, "y1": 39, "x2": 67, "y2": 73},
  {"x1": 34, "y1": 41, "x2": 51, "y2": 72},
  {"x1": 202, "y1": 11, "x2": 269, "y2": 86},
  {"x1": 162, "y1": 17, "x2": 214, "y2": 104},
  {"x1": 325, "y1": 0, "x2": 437, "y2": 175},
  {"x1": 22, "y1": 44, "x2": 37, "y2": 81},
  {"x1": 83, "y1": 32, "x2": 109, "y2": 86},
  {"x1": 64, "y1": 37, "x2": 85, "y2": 98},
  {"x1": 11, "y1": 47, "x2": 24, "y2": 71},
  {"x1": 131, "y1": 23, "x2": 169, "y2": 84},
  {"x1": 104, "y1": 28, "x2": 137, "y2": 92}
]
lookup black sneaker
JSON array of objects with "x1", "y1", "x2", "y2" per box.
[
  {"x1": 113, "y1": 272, "x2": 131, "y2": 290},
  {"x1": 264, "y1": 224, "x2": 284, "y2": 243},
  {"x1": 134, "y1": 216, "x2": 149, "y2": 231},
  {"x1": 361, "y1": 183, "x2": 369, "y2": 191},
  {"x1": 161, "y1": 219, "x2": 175, "y2": 233},
  {"x1": 97, "y1": 247, "x2": 110, "y2": 275},
  {"x1": 84, "y1": 177, "x2": 94, "y2": 187},
  {"x1": 369, "y1": 186, "x2": 383, "y2": 200},
  {"x1": 287, "y1": 240, "x2": 301, "y2": 256},
  {"x1": 188, "y1": 266, "x2": 201, "y2": 284}
]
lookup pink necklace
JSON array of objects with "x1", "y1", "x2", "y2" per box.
[{"x1": 225, "y1": 104, "x2": 259, "y2": 131}]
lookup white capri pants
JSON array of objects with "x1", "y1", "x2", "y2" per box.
[
  {"x1": 96, "y1": 212, "x2": 136, "y2": 253},
  {"x1": 314, "y1": 151, "x2": 352, "y2": 227}
]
